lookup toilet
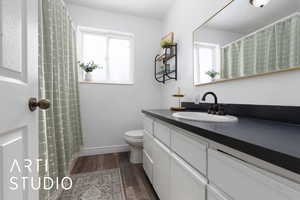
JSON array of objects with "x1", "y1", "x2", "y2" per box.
[{"x1": 124, "y1": 130, "x2": 144, "y2": 164}]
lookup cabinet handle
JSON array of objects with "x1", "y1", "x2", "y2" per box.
[{"x1": 216, "y1": 149, "x2": 249, "y2": 164}]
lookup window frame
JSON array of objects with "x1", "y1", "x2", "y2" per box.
[
  {"x1": 78, "y1": 26, "x2": 135, "y2": 85},
  {"x1": 194, "y1": 42, "x2": 221, "y2": 84}
]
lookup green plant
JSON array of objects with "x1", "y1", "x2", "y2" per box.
[
  {"x1": 160, "y1": 40, "x2": 173, "y2": 48},
  {"x1": 206, "y1": 70, "x2": 219, "y2": 79},
  {"x1": 79, "y1": 61, "x2": 101, "y2": 73}
]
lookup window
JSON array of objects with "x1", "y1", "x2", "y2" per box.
[
  {"x1": 194, "y1": 42, "x2": 220, "y2": 84},
  {"x1": 78, "y1": 27, "x2": 134, "y2": 84}
]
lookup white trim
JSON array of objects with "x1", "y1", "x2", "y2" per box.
[
  {"x1": 80, "y1": 145, "x2": 130, "y2": 156},
  {"x1": 194, "y1": 41, "x2": 219, "y2": 47},
  {"x1": 194, "y1": 42, "x2": 221, "y2": 84},
  {"x1": 77, "y1": 26, "x2": 135, "y2": 84},
  {"x1": 79, "y1": 80, "x2": 134, "y2": 85},
  {"x1": 78, "y1": 26, "x2": 134, "y2": 38}
]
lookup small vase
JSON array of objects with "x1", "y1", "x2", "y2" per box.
[{"x1": 85, "y1": 72, "x2": 93, "y2": 81}]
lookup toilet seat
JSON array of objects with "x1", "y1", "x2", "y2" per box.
[{"x1": 125, "y1": 130, "x2": 144, "y2": 139}]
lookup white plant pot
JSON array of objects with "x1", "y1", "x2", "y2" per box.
[{"x1": 85, "y1": 72, "x2": 93, "y2": 81}]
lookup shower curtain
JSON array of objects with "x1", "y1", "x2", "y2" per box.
[
  {"x1": 39, "y1": 0, "x2": 83, "y2": 199},
  {"x1": 221, "y1": 14, "x2": 300, "y2": 79}
]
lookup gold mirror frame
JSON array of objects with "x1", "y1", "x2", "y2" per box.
[{"x1": 193, "y1": 0, "x2": 300, "y2": 86}]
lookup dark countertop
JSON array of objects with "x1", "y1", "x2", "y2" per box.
[{"x1": 142, "y1": 109, "x2": 300, "y2": 175}]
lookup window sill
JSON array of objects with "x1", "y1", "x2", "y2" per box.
[{"x1": 79, "y1": 80, "x2": 134, "y2": 85}]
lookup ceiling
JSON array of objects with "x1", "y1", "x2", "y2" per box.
[
  {"x1": 64, "y1": 0, "x2": 174, "y2": 20},
  {"x1": 206, "y1": 0, "x2": 300, "y2": 34}
]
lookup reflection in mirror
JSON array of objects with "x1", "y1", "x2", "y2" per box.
[{"x1": 193, "y1": 0, "x2": 300, "y2": 85}]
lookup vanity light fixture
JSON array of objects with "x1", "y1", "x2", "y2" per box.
[{"x1": 250, "y1": 0, "x2": 271, "y2": 8}]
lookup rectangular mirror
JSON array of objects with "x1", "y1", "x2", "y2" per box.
[{"x1": 193, "y1": 0, "x2": 300, "y2": 85}]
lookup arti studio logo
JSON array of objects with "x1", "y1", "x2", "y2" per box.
[{"x1": 9, "y1": 159, "x2": 72, "y2": 191}]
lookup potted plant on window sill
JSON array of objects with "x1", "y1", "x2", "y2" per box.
[
  {"x1": 206, "y1": 70, "x2": 219, "y2": 82},
  {"x1": 79, "y1": 61, "x2": 101, "y2": 81}
]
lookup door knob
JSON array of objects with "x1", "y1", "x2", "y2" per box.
[{"x1": 28, "y1": 98, "x2": 50, "y2": 112}]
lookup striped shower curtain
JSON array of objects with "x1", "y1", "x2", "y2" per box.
[
  {"x1": 38, "y1": 0, "x2": 83, "y2": 199},
  {"x1": 221, "y1": 14, "x2": 300, "y2": 79}
]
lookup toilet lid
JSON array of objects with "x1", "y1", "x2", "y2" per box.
[{"x1": 125, "y1": 130, "x2": 144, "y2": 139}]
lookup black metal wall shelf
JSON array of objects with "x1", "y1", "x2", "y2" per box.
[{"x1": 154, "y1": 44, "x2": 177, "y2": 84}]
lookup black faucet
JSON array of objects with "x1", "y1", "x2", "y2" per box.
[
  {"x1": 202, "y1": 92, "x2": 218, "y2": 104},
  {"x1": 202, "y1": 92, "x2": 225, "y2": 115}
]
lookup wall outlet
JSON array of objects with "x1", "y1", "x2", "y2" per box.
[{"x1": 194, "y1": 94, "x2": 201, "y2": 104}]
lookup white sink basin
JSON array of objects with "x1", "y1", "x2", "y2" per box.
[{"x1": 172, "y1": 112, "x2": 238, "y2": 123}]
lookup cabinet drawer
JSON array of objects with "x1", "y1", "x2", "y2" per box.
[
  {"x1": 171, "y1": 129, "x2": 207, "y2": 175},
  {"x1": 207, "y1": 185, "x2": 232, "y2": 200},
  {"x1": 154, "y1": 121, "x2": 171, "y2": 147},
  {"x1": 144, "y1": 130, "x2": 154, "y2": 158},
  {"x1": 170, "y1": 152, "x2": 207, "y2": 200},
  {"x1": 208, "y1": 149, "x2": 300, "y2": 200},
  {"x1": 143, "y1": 115, "x2": 153, "y2": 135},
  {"x1": 143, "y1": 150, "x2": 153, "y2": 184},
  {"x1": 153, "y1": 138, "x2": 171, "y2": 200}
]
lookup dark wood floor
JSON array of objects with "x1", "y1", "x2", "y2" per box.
[{"x1": 71, "y1": 152, "x2": 159, "y2": 200}]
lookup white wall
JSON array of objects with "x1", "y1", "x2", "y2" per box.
[
  {"x1": 194, "y1": 28, "x2": 243, "y2": 46},
  {"x1": 162, "y1": 0, "x2": 300, "y2": 107},
  {"x1": 69, "y1": 0, "x2": 300, "y2": 155},
  {"x1": 67, "y1": 4, "x2": 163, "y2": 154}
]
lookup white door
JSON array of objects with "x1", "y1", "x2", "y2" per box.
[{"x1": 0, "y1": 0, "x2": 39, "y2": 199}]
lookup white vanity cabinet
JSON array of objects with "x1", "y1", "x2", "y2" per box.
[
  {"x1": 170, "y1": 152, "x2": 207, "y2": 200},
  {"x1": 143, "y1": 116, "x2": 208, "y2": 200},
  {"x1": 208, "y1": 149, "x2": 300, "y2": 200},
  {"x1": 153, "y1": 138, "x2": 171, "y2": 200},
  {"x1": 142, "y1": 114, "x2": 300, "y2": 200}
]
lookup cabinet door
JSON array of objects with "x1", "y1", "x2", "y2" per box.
[
  {"x1": 171, "y1": 128, "x2": 207, "y2": 175},
  {"x1": 208, "y1": 149, "x2": 300, "y2": 200},
  {"x1": 154, "y1": 121, "x2": 171, "y2": 147},
  {"x1": 144, "y1": 130, "x2": 154, "y2": 158},
  {"x1": 153, "y1": 138, "x2": 171, "y2": 200},
  {"x1": 143, "y1": 115, "x2": 154, "y2": 135},
  {"x1": 170, "y1": 152, "x2": 207, "y2": 200},
  {"x1": 143, "y1": 150, "x2": 153, "y2": 183}
]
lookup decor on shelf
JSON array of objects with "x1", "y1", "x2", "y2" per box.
[
  {"x1": 160, "y1": 32, "x2": 174, "y2": 48},
  {"x1": 155, "y1": 32, "x2": 177, "y2": 84},
  {"x1": 206, "y1": 70, "x2": 219, "y2": 81},
  {"x1": 159, "y1": 32, "x2": 175, "y2": 60},
  {"x1": 155, "y1": 44, "x2": 177, "y2": 83},
  {"x1": 170, "y1": 87, "x2": 186, "y2": 111},
  {"x1": 79, "y1": 61, "x2": 101, "y2": 81}
]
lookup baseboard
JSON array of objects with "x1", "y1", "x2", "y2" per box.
[{"x1": 80, "y1": 144, "x2": 130, "y2": 156}]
